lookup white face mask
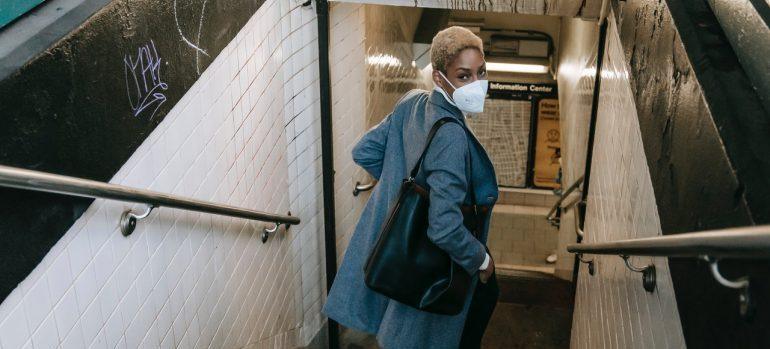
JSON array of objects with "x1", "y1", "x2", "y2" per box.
[{"x1": 438, "y1": 70, "x2": 489, "y2": 114}]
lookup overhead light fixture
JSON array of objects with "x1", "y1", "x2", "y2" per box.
[{"x1": 486, "y1": 61, "x2": 550, "y2": 74}]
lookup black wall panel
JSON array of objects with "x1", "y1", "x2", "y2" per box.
[{"x1": 0, "y1": 0, "x2": 266, "y2": 303}]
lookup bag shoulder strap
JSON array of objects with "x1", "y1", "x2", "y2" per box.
[
  {"x1": 409, "y1": 117, "x2": 476, "y2": 204},
  {"x1": 409, "y1": 117, "x2": 458, "y2": 178}
]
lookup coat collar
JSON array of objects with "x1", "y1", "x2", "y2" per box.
[{"x1": 427, "y1": 88, "x2": 465, "y2": 124}]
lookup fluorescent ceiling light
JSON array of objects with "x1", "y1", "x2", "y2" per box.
[{"x1": 486, "y1": 61, "x2": 549, "y2": 74}]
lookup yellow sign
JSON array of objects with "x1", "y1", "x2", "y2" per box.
[{"x1": 533, "y1": 98, "x2": 561, "y2": 189}]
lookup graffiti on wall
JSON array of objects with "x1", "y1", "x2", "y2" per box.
[
  {"x1": 174, "y1": 0, "x2": 211, "y2": 74},
  {"x1": 124, "y1": 40, "x2": 169, "y2": 120}
]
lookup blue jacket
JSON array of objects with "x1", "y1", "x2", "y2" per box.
[{"x1": 322, "y1": 88, "x2": 499, "y2": 349}]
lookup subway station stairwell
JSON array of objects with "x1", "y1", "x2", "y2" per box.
[{"x1": 0, "y1": 0, "x2": 768, "y2": 348}]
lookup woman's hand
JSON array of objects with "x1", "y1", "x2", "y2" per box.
[{"x1": 479, "y1": 257, "x2": 495, "y2": 283}]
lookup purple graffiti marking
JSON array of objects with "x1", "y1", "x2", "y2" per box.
[{"x1": 124, "y1": 40, "x2": 168, "y2": 120}]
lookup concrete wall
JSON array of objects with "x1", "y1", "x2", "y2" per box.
[
  {"x1": 616, "y1": 0, "x2": 770, "y2": 345},
  {"x1": 559, "y1": 13, "x2": 686, "y2": 349},
  {"x1": 0, "y1": 0, "x2": 327, "y2": 347},
  {"x1": 329, "y1": 0, "x2": 603, "y2": 18}
]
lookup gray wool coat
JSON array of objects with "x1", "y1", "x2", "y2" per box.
[{"x1": 322, "y1": 88, "x2": 499, "y2": 349}]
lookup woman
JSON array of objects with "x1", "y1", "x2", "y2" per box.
[{"x1": 323, "y1": 26, "x2": 499, "y2": 349}]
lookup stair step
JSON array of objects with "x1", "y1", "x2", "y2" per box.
[
  {"x1": 497, "y1": 273, "x2": 572, "y2": 309},
  {"x1": 492, "y1": 204, "x2": 550, "y2": 218}
]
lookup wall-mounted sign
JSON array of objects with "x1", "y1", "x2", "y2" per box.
[
  {"x1": 468, "y1": 81, "x2": 560, "y2": 189},
  {"x1": 488, "y1": 82, "x2": 558, "y2": 98},
  {"x1": 533, "y1": 98, "x2": 561, "y2": 189}
]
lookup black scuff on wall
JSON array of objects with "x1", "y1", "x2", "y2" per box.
[{"x1": 0, "y1": 0, "x2": 266, "y2": 303}]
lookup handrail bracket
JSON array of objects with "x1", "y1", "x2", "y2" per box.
[
  {"x1": 621, "y1": 255, "x2": 656, "y2": 293},
  {"x1": 577, "y1": 253, "x2": 595, "y2": 275},
  {"x1": 120, "y1": 204, "x2": 156, "y2": 236},
  {"x1": 353, "y1": 181, "x2": 376, "y2": 196},
  {"x1": 262, "y1": 211, "x2": 293, "y2": 243},
  {"x1": 702, "y1": 256, "x2": 754, "y2": 319}
]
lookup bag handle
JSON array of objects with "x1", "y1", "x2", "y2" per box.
[{"x1": 409, "y1": 117, "x2": 476, "y2": 204}]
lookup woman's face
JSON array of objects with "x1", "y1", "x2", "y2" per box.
[{"x1": 433, "y1": 48, "x2": 487, "y2": 95}]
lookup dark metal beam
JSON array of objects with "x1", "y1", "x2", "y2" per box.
[{"x1": 315, "y1": 0, "x2": 340, "y2": 348}]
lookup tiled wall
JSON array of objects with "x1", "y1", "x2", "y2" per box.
[
  {"x1": 330, "y1": 2, "x2": 369, "y2": 265},
  {"x1": 363, "y1": 5, "x2": 426, "y2": 121},
  {"x1": 330, "y1": 3, "x2": 425, "y2": 262},
  {"x1": 0, "y1": 0, "x2": 327, "y2": 348},
  {"x1": 487, "y1": 190, "x2": 559, "y2": 271},
  {"x1": 552, "y1": 9, "x2": 599, "y2": 281},
  {"x1": 555, "y1": 18, "x2": 596, "y2": 187},
  {"x1": 560, "y1": 13, "x2": 686, "y2": 349}
]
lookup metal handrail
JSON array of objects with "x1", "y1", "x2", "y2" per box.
[
  {"x1": 352, "y1": 180, "x2": 376, "y2": 196},
  {"x1": 546, "y1": 176, "x2": 584, "y2": 225},
  {"x1": 568, "y1": 225, "x2": 770, "y2": 318},
  {"x1": 567, "y1": 225, "x2": 770, "y2": 258},
  {"x1": 573, "y1": 200, "x2": 586, "y2": 239},
  {"x1": 0, "y1": 165, "x2": 299, "y2": 241}
]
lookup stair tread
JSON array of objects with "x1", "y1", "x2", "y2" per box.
[{"x1": 492, "y1": 204, "x2": 550, "y2": 217}]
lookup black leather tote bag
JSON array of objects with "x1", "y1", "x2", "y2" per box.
[{"x1": 363, "y1": 117, "x2": 485, "y2": 315}]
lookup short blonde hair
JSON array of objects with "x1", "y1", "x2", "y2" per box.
[{"x1": 430, "y1": 26, "x2": 485, "y2": 73}]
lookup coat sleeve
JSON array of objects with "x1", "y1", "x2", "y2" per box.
[
  {"x1": 351, "y1": 113, "x2": 393, "y2": 180},
  {"x1": 422, "y1": 123, "x2": 487, "y2": 275}
]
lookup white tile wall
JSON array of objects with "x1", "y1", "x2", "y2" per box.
[
  {"x1": 559, "y1": 13, "x2": 686, "y2": 349},
  {"x1": 556, "y1": 18, "x2": 598, "y2": 187},
  {"x1": 329, "y1": 2, "x2": 369, "y2": 264},
  {"x1": 0, "y1": 0, "x2": 326, "y2": 348},
  {"x1": 553, "y1": 14, "x2": 599, "y2": 281},
  {"x1": 328, "y1": 3, "x2": 424, "y2": 263}
]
